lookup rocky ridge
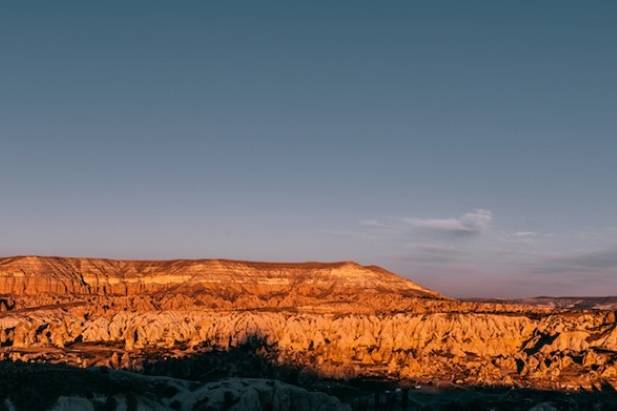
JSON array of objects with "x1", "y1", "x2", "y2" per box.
[
  {"x1": 0, "y1": 256, "x2": 439, "y2": 313},
  {"x1": 0, "y1": 256, "x2": 616, "y2": 393}
]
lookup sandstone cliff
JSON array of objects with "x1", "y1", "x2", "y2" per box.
[
  {"x1": 0, "y1": 256, "x2": 439, "y2": 313},
  {"x1": 0, "y1": 255, "x2": 615, "y2": 392}
]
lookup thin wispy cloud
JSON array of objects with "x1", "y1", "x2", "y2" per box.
[
  {"x1": 405, "y1": 209, "x2": 493, "y2": 236},
  {"x1": 514, "y1": 231, "x2": 539, "y2": 238},
  {"x1": 353, "y1": 210, "x2": 617, "y2": 296}
]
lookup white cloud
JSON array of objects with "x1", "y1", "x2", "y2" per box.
[
  {"x1": 405, "y1": 209, "x2": 493, "y2": 236},
  {"x1": 514, "y1": 231, "x2": 539, "y2": 238}
]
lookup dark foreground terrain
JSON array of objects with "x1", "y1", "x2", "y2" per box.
[{"x1": 1, "y1": 347, "x2": 617, "y2": 411}]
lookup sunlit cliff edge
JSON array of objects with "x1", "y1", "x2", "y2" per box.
[
  {"x1": 0, "y1": 255, "x2": 438, "y2": 299},
  {"x1": 0, "y1": 255, "x2": 616, "y2": 392}
]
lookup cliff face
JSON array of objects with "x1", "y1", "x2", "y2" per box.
[
  {"x1": 0, "y1": 256, "x2": 438, "y2": 310},
  {"x1": 0, "y1": 256, "x2": 615, "y2": 391}
]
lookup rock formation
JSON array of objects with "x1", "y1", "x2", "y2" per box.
[
  {"x1": 0, "y1": 256, "x2": 440, "y2": 313},
  {"x1": 0, "y1": 255, "x2": 616, "y2": 393}
]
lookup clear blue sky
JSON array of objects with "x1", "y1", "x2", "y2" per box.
[{"x1": 1, "y1": 1, "x2": 616, "y2": 297}]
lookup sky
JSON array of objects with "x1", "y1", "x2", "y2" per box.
[{"x1": 1, "y1": 1, "x2": 616, "y2": 298}]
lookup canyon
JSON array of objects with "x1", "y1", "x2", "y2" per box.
[{"x1": 1, "y1": 255, "x2": 616, "y2": 410}]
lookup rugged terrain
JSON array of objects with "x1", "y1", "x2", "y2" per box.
[
  {"x1": 1, "y1": 256, "x2": 616, "y2": 410},
  {"x1": 467, "y1": 296, "x2": 617, "y2": 311}
]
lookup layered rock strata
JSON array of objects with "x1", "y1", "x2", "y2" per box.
[{"x1": 0, "y1": 256, "x2": 615, "y2": 391}]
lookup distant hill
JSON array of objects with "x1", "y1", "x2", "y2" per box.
[{"x1": 466, "y1": 295, "x2": 617, "y2": 310}]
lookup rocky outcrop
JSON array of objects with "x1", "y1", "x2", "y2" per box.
[
  {"x1": 0, "y1": 255, "x2": 615, "y2": 392},
  {"x1": 0, "y1": 256, "x2": 441, "y2": 313},
  {"x1": 1, "y1": 308, "x2": 616, "y2": 390},
  {"x1": 0, "y1": 256, "x2": 437, "y2": 297}
]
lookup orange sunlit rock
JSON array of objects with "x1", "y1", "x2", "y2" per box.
[{"x1": 0, "y1": 255, "x2": 615, "y2": 391}]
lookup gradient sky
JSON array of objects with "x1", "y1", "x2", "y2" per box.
[{"x1": 1, "y1": 1, "x2": 616, "y2": 297}]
